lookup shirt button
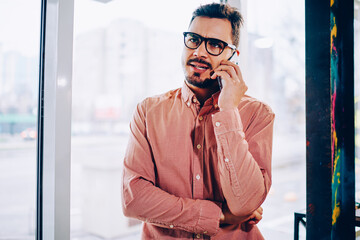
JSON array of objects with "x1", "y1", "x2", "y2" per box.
[
  {"x1": 196, "y1": 174, "x2": 200, "y2": 180},
  {"x1": 199, "y1": 116, "x2": 203, "y2": 121},
  {"x1": 197, "y1": 144, "x2": 201, "y2": 149},
  {"x1": 187, "y1": 102, "x2": 191, "y2": 107},
  {"x1": 193, "y1": 98, "x2": 197, "y2": 103},
  {"x1": 203, "y1": 231, "x2": 208, "y2": 234},
  {"x1": 196, "y1": 233, "x2": 201, "y2": 238},
  {"x1": 215, "y1": 122, "x2": 221, "y2": 127},
  {"x1": 224, "y1": 158, "x2": 229, "y2": 163},
  {"x1": 169, "y1": 224, "x2": 174, "y2": 228},
  {"x1": 214, "y1": 104, "x2": 218, "y2": 108}
]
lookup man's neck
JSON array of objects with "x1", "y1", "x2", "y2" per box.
[{"x1": 185, "y1": 81, "x2": 219, "y2": 106}]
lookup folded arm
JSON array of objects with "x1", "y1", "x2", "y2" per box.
[{"x1": 212, "y1": 105, "x2": 275, "y2": 217}]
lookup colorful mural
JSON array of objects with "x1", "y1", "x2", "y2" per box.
[
  {"x1": 330, "y1": 0, "x2": 341, "y2": 228},
  {"x1": 330, "y1": 0, "x2": 355, "y2": 238}
]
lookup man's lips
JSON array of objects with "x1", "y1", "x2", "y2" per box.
[
  {"x1": 187, "y1": 59, "x2": 212, "y2": 72},
  {"x1": 190, "y1": 63, "x2": 210, "y2": 70}
]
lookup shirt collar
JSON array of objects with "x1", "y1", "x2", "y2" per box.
[
  {"x1": 181, "y1": 81, "x2": 220, "y2": 108},
  {"x1": 181, "y1": 81, "x2": 196, "y2": 105}
]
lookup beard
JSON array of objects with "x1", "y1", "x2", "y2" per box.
[
  {"x1": 184, "y1": 58, "x2": 216, "y2": 89},
  {"x1": 185, "y1": 73, "x2": 217, "y2": 89}
]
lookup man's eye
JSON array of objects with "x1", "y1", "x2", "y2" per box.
[
  {"x1": 208, "y1": 40, "x2": 222, "y2": 49},
  {"x1": 190, "y1": 37, "x2": 200, "y2": 44}
]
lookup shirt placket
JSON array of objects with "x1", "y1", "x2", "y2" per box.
[
  {"x1": 189, "y1": 97, "x2": 215, "y2": 240},
  {"x1": 192, "y1": 97, "x2": 204, "y2": 201},
  {"x1": 193, "y1": 115, "x2": 206, "y2": 239}
]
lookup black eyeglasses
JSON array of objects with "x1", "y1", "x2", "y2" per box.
[{"x1": 183, "y1": 32, "x2": 237, "y2": 56}]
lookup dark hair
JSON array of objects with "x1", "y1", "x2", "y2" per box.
[{"x1": 190, "y1": 3, "x2": 243, "y2": 48}]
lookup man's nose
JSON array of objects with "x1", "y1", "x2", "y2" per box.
[{"x1": 193, "y1": 41, "x2": 208, "y2": 58}]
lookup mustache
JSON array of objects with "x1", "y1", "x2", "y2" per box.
[{"x1": 186, "y1": 58, "x2": 212, "y2": 69}]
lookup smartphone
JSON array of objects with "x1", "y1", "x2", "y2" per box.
[{"x1": 217, "y1": 76, "x2": 223, "y2": 90}]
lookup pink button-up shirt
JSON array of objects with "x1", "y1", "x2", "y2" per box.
[{"x1": 122, "y1": 82, "x2": 275, "y2": 239}]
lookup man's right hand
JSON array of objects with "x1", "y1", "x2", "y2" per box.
[{"x1": 219, "y1": 204, "x2": 263, "y2": 226}]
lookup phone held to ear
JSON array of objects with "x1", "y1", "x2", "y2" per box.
[{"x1": 217, "y1": 54, "x2": 239, "y2": 90}]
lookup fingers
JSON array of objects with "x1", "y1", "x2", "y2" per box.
[
  {"x1": 211, "y1": 64, "x2": 238, "y2": 80},
  {"x1": 253, "y1": 212, "x2": 262, "y2": 222},
  {"x1": 246, "y1": 206, "x2": 263, "y2": 225},
  {"x1": 247, "y1": 220, "x2": 256, "y2": 225},
  {"x1": 212, "y1": 70, "x2": 232, "y2": 83},
  {"x1": 255, "y1": 207, "x2": 263, "y2": 219},
  {"x1": 211, "y1": 59, "x2": 241, "y2": 78},
  {"x1": 241, "y1": 208, "x2": 261, "y2": 232},
  {"x1": 247, "y1": 217, "x2": 261, "y2": 225},
  {"x1": 220, "y1": 60, "x2": 242, "y2": 78}
]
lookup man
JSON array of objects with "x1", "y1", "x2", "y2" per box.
[{"x1": 122, "y1": 3, "x2": 274, "y2": 239}]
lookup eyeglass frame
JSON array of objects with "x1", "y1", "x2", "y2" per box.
[{"x1": 183, "y1": 31, "x2": 237, "y2": 57}]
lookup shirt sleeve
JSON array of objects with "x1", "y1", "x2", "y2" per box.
[
  {"x1": 211, "y1": 104, "x2": 275, "y2": 216},
  {"x1": 122, "y1": 99, "x2": 222, "y2": 236}
]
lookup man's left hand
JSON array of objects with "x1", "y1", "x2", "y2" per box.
[{"x1": 241, "y1": 206, "x2": 263, "y2": 232}]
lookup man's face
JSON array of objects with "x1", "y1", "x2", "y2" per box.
[{"x1": 182, "y1": 17, "x2": 234, "y2": 89}]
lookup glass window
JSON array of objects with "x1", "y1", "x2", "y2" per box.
[
  {"x1": 0, "y1": 0, "x2": 41, "y2": 238},
  {"x1": 71, "y1": 0, "x2": 308, "y2": 239},
  {"x1": 71, "y1": 1, "x2": 216, "y2": 239},
  {"x1": 246, "y1": 0, "x2": 306, "y2": 239}
]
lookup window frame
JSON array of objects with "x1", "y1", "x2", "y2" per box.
[{"x1": 37, "y1": 0, "x2": 74, "y2": 239}]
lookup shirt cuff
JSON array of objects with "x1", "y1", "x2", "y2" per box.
[
  {"x1": 212, "y1": 108, "x2": 245, "y2": 136},
  {"x1": 195, "y1": 200, "x2": 222, "y2": 236}
]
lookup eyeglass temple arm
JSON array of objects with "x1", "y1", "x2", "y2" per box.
[{"x1": 228, "y1": 49, "x2": 240, "y2": 60}]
